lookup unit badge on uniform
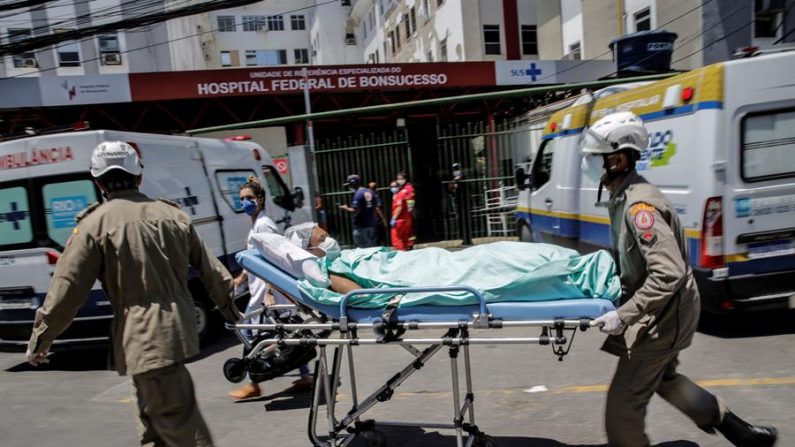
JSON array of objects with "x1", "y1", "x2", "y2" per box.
[
  {"x1": 639, "y1": 231, "x2": 658, "y2": 246},
  {"x1": 633, "y1": 210, "x2": 655, "y2": 230}
]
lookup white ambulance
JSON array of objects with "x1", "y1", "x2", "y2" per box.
[
  {"x1": 0, "y1": 130, "x2": 308, "y2": 349},
  {"x1": 515, "y1": 50, "x2": 795, "y2": 314}
]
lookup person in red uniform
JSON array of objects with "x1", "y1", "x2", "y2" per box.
[{"x1": 390, "y1": 171, "x2": 416, "y2": 251}]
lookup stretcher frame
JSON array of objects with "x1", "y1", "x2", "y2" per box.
[{"x1": 227, "y1": 284, "x2": 598, "y2": 447}]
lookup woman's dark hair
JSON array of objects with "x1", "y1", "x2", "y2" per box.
[
  {"x1": 241, "y1": 175, "x2": 265, "y2": 200},
  {"x1": 96, "y1": 169, "x2": 139, "y2": 192},
  {"x1": 397, "y1": 170, "x2": 408, "y2": 181}
]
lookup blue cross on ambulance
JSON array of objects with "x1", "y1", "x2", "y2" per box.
[
  {"x1": 515, "y1": 49, "x2": 795, "y2": 314},
  {"x1": 0, "y1": 130, "x2": 308, "y2": 349}
]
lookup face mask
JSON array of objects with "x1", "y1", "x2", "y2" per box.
[
  {"x1": 289, "y1": 232, "x2": 308, "y2": 249},
  {"x1": 396, "y1": 179, "x2": 406, "y2": 186},
  {"x1": 390, "y1": 187, "x2": 399, "y2": 194},
  {"x1": 242, "y1": 198, "x2": 258, "y2": 216},
  {"x1": 582, "y1": 154, "x2": 605, "y2": 184},
  {"x1": 453, "y1": 170, "x2": 462, "y2": 178},
  {"x1": 318, "y1": 236, "x2": 341, "y2": 261}
]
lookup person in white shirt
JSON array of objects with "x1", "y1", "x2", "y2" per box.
[{"x1": 229, "y1": 176, "x2": 312, "y2": 399}]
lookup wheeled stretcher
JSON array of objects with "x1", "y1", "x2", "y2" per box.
[{"x1": 226, "y1": 249, "x2": 616, "y2": 447}]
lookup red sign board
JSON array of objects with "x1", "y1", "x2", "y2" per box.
[
  {"x1": 129, "y1": 62, "x2": 495, "y2": 102},
  {"x1": 272, "y1": 157, "x2": 289, "y2": 175}
]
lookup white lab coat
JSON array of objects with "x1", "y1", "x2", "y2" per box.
[{"x1": 244, "y1": 211, "x2": 289, "y2": 319}]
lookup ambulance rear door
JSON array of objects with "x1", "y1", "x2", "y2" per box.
[{"x1": 722, "y1": 52, "x2": 795, "y2": 277}]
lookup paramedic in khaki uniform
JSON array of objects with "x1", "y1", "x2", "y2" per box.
[
  {"x1": 25, "y1": 141, "x2": 240, "y2": 447},
  {"x1": 584, "y1": 112, "x2": 777, "y2": 447}
]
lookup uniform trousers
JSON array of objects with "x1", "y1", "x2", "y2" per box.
[
  {"x1": 130, "y1": 362, "x2": 214, "y2": 447},
  {"x1": 606, "y1": 351, "x2": 725, "y2": 447}
]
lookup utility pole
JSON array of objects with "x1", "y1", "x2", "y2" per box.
[{"x1": 302, "y1": 67, "x2": 319, "y2": 221}]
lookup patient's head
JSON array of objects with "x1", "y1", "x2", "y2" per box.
[
  {"x1": 307, "y1": 226, "x2": 327, "y2": 252},
  {"x1": 285, "y1": 223, "x2": 341, "y2": 260}
]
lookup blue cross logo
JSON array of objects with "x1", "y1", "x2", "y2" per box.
[
  {"x1": 180, "y1": 187, "x2": 199, "y2": 215},
  {"x1": 524, "y1": 63, "x2": 542, "y2": 81},
  {"x1": 2, "y1": 202, "x2": 27, "y2": 230}
]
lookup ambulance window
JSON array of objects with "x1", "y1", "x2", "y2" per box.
[
  {"x1": 0, "y1": 186, "x2": 34, "y2": 247},
  {"x1": 742, "y1": 108, "x2": 795, "y2": 181},
  {"x1": 531, "y1": 139, "x2": 555, "y2": 189},
  {"x1": 41, "y1": 180, "x2": 99, "y2": 247},
  {"x1": 262, "y1": 165, "x2": 294, "y2": 211},
  {"x1": 214, "y1": 170, "x2": 256, "y2": 212}
]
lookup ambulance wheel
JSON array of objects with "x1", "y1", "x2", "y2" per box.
[
  {"x1": 223, "y1": 358, "x2": 247, "y2": 383},
  {"x1": 518, "y1": 222, "x2": 533, "y2": 243},
  {"x1": 360, "y1": 430, "x2": 387, "y2": 447},
  {"x1": 474, "y1": 434, "x2": 498, "y2": 447}
]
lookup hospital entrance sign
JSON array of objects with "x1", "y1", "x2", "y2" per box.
[
  {"x1": 0, "y1": 61, "x2": 618, "y2": 109},
  {"x1": 129, "y1": 62, "x2": 497, "y2": 101}
]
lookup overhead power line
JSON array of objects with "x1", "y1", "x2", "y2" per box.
[
  {"x1": 0, "y1": 0, "x2": 264, "y2": 56},
  {"x1": 0, "y1": 0, "x2": 55, "y2": 13},
  {"x1": 0, "y1": 0, "x2": 183, "y2": 39},
  {"x1": 1, "y1": 0, "x2": 338, "y2": 80}
]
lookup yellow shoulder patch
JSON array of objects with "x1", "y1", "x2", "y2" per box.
[
  {"x1": 629, "y1": 203, "x2": 656, "y2": 216},
  {"x1": 75, "y1": 202, "x2": 100, "y2": 222},
  {"x1": 158, "y1": 197, "x2": 181, "y2": 208}
]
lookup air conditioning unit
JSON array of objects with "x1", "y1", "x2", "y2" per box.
[
  {"x1": 345, "y1": 34, "x2": 356, "y2": 45},
  {"x1": 22, "y1": 58, "x2": 37, "y2": 68},
  {"x1": 101, "y1": 52, "x2": 122, "y2": 65}
]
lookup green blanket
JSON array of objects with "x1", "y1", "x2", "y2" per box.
[{"x1": 297, "y1": 241, "x2": 621, "y2": 308}]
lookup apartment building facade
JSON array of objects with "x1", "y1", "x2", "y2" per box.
[
  {"x1": 351, "y1": 0, "x2": 540, "y2": 64},
  {"x1": 537, "y1": 0, "x2": 795, "y2": 70},
  {"x1": 0, "y1": 0, "x2": 221, "y2": 78},
  {"x1": 3, "y1": 0, "x2": 792, "y2": 78},
  {"x1": 0, "y1": 0, "x2": 330, "y2": 77}
]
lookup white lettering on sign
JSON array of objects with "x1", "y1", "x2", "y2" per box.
[
  {"x1": 0, "y1": 146, "x2": 75, "y2": 171},
  {"x1": 359, "y1": 73, "x2": 448, "y2": 87},
  {"x1": 197, "y1": 80, "x2": 271, "y2": 95},
  {"x1": 196, "y1": 68, "x2": 448, "y2": 96}
]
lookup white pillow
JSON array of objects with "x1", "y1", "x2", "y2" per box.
[{"x1": 248, "y1": 232, "x2": 330, "y2": 287}]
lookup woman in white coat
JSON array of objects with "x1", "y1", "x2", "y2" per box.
[{"x1": 228, "y1": 176, "x2": 313, "y2": 400}]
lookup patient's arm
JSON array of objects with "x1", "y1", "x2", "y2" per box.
[{"x1": 329, "y1": 273, "x2": 361, "y2": 294}]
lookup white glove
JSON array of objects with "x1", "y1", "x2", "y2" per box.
[
  {"x1": 26, "y1": 348, "x2": 50, "y2": 366},
  {"x1": 591, "y1": 310, "x2": 626, "y2": 335}
]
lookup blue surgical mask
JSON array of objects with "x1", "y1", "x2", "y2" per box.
[
  {"x1": 390, "y1": 187, "x2": 399, "y2": 194},
  {"x1": 242, "y1": 198, "x2": 258, "y2": 216}
]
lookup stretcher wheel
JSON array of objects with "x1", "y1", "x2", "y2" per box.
[
  {"x1": 223, "y1": 358, "x2": 247, "y2": 383},
  {"x1": 359, "y1": 429, "x2": 387, "y2": 447},
  {"x1": 473, "y1": 434, "x2": 497, "y2": 447}
]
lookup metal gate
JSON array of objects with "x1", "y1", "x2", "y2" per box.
[
  {"x1": 434, "y1": 118, "x2": 530, "y2": 244},
  {"x1": 315, "y1": 130, "x2": 411, "y2": 247}
]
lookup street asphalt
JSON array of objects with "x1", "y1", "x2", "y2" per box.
[{"x1": 1, "y1": 311, "x2": 793, "y2": 447}]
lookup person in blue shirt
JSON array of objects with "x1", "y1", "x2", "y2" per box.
[{"x1": 338, "y1": 174, "x2": 385, "y2": 248}]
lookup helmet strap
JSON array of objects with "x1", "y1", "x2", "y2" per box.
[{"x1": 597, "y1": 181, "x2": 604, "y2": 204}]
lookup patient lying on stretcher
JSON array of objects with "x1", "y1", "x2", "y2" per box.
[{"x1": 249, "y1": 223, "x2": 621, "y2": 309}]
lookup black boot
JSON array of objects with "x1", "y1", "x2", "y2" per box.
[{"x1": 716, "y1": 411, "x2": 778, "y2": 447}]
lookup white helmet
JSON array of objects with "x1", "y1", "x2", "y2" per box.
[
  {"x1": 90, "y1": 141, "x2": 143, "y2": 178},
  {"x1": 581, "y1": 111, "x2": 649, "y2": 155}
]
